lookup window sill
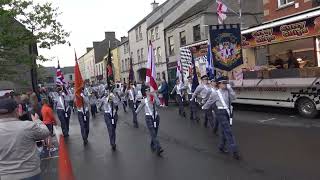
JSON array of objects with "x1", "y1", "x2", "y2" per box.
[{"x1": 277, "y1": 2, "x2": 294, "y2": 10}]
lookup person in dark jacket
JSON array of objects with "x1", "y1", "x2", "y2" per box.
[
  {"x1": 287, "y1": 50, "x2": 299, "y2": 69},
  {"x1": 158, "y1": 78, "x2": 169, "y2": 107}
]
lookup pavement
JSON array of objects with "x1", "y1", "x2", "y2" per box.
[{"x1": 41, "y1": 104, "x2": 320, "y2": 180}]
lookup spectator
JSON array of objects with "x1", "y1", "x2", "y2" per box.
[
  {"x1": 273, "y1": 55, "x2": 284, "y2": 69},
  {"x1": 287, "y1": 50, "x2": 299, "y2": 69},
  {"x1": 41, "y1": 98, "x2": 57, "y2": 154},
  {"x1": 0, "y1": 98, "x2": 50, "y2": 180},
  {"x1": 30, "y1": 93, "x2": 43, "y2": 121},
  {"x1": 158, "y1": 77, "x2": 169, "y2": 107},
  {"x1": 19, "y1": 94, "x2": 31, "y2": 121},
  {"x1": 157, "y1": 83, "x2": 165, "y2": 106}
]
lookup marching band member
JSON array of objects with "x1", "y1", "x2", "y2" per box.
[
  {"x1": 190, "y1": 75, "x2": 210, "y2": 127},
  {"x1": 102, "y1": 89, "x2": 118, "y2": 151},
  {"x1": 135, "y1": 85, "x2": 164, "y2": 156},
  {"x1": 171, "y1": 78, "x2": 186, "y2": 117},
  {"x1": 186, "y1": 76, "x2": 199, "y2": 122},
  {"x1": 127, "y1": 82, "x2": 139, "y2": 128},
  {"x1": 202, "y1": 76, "x2": 240, "y2": 160},
  {"x1": 55, "y1": 86, "x2": 72, "y2": 137},
  {"x1": 76, "y1": 88, "x2": 90, "y2": 145}
]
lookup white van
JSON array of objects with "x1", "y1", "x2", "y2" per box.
[{"x1": 231, "y1": 76, "x2": 320, "y2": 118}]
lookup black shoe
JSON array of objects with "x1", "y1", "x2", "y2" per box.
[
  {"x1": 157, "y1": 148, "x2": 164, "y2": 156},
  {"x1": 83, "y1": 139, "x2": 88, "y2": 146},
  {"x1": 150, "y1": 147, "x2": 156, "y2": 152},
  {"x1": 233, "y1": 152, "x2": 241, "y2": 160},
  {"x1": 182, "y1": 112, "x2": 186, "y2": 117},
  {"x1": 213, "y1": 130, "x2": 219, "y2": 136},
  {"x1": 134, "y1": 124, "x2": 139, "y2": 128},
  {"x1": 111, "y1": 144, "x2": 117, "y2": 151},
  {"x1": 219, "y1": 148, "x2": 228, "y2": 154},
  {"x1": 204, "y1": 124, "x2": 208, "y2": 128},
  {"x1": 64, "y1": 134, "x2": 69, "y2": 138}
]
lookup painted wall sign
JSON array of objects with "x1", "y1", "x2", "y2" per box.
[{"x1": 242, "y1": 16, "x2": 320, "y2": 48}]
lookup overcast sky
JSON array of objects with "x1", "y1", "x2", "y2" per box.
[{"x1": 37, "y1": 0, "x2": 165, "y2": 68}]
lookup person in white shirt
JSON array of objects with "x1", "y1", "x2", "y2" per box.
[
  {"x1": 102, "y1": 90, "x2": 118, "y2": 151},
  {"x1": 135, "y1": 85, "x2": 164, "y2": 156},
  {"x1": 202, "y1": 76, "x2": 240, "y2": 160},
  {"x1": 186, "y1": 76, "x2": 199, "y2": 122},
  {"x1": 127, "y1": 83, "x2": 139, "y2": 128},
  {"x1": 171, "y1": 78, "x2": 187, "y2": 117},
  {"x1": 76, "y1": 88, "x2": 90, "y2": 145},
  {"x1": 55, "y1": 86, "x2": 71, "y2": 137}
]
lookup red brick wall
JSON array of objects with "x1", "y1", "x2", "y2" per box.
[{"x1": 264, "y1": 0, "x2": 313, "y2": 22}]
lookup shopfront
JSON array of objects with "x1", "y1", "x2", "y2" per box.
[{"x1": 239, "y1": 10, "x2": 320, "y2": 78}]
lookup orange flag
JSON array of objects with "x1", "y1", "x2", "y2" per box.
[{"x1": 74, "y1": 51, "x2": 84, "y2": 108}]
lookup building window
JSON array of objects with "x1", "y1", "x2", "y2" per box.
[
  {"x1": 168, "y1": 36, "x2": 175, "y2": 56},
  {"x1": 278, "y1": 0, "x2": 294, "y2": 7},
  {"x1": 139, "y1": 26, "x2": 143, "y2": 40},
  {"x1": 141, "y1": 48, "x2": 144, "y2": 61},
  {"x1": 122, "y1": 60, "x2": 124, "y2": 71},
  {"x1": 193, "y1": 24, "x2": 201, "y2": 42},
  {"x1": 69, "y1": 75, "x2": 73, "y2": 81},
  {"x1": 137, "y1": 50, "x2": 140, "y2": 62},
  {"x1": 156, "y1": 72, "x2": 160, "y2": 81},
  {"x1": 153, "y1": 48, "x2": 157, "y2": 63},
  {"x1": 155, "y1": 26, "x2": 159, "y2": 39},
  {"x1": 124, "y1": 43, "x2": 128, "y2": 54},
  {"x1": 180, "y1": 31, "x2": 186, "y2": 46},
  {"x1": 135, "y1": 29, "x2": 139, "y2": 42},
  {"x1": 150, "y1": 29, "x2": 155, "y2": 41},
  {"x1": 157, "y1": 47, "x2": 161, "y2": 63}
]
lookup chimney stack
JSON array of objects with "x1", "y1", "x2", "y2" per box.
[
  {"x1": 104, "y1": 32, "x2": 116, "y2": 39},
  {"x1": 151, "y1": 0, "x2": 159, "y2": 11},
  {"x1": 86, "y1": 47, "x2": 93, "y2": 52},
  {"x1": 120, "y1": 36, "x2": 127, "y2": 42}
]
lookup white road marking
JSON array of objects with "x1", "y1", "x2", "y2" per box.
[{"x1": 259, "y1": 118, "x2": 276, "y2": 123}]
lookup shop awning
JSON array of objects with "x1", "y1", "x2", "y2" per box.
[{"x1": 242, "y1": 9, "x2": 320, "y2": 35}]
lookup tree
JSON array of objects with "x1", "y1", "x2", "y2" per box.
[{"x1": 0, "y1": 0, "x2": 69, "y2": 91}]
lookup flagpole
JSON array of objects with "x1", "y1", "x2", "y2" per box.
[{"x1": 239, "y1": 0, "x2": 242, "y2": 29}]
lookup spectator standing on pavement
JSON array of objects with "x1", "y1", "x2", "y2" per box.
[
  {"x1": 158, "y1": 77, "x2": 169, "y2": 107},
  {"x1": 0, "y1": 97, "x2": 50, "y2": 180},
  {"x1": 18, "y1": 94, "x2": 31, "y2": 121},
  {"x1": 41, "y1": 98, "x2": 57, "y2": 154},
  {"x1": 30, "y1": 93, "x2": 43, "y2": 121}
]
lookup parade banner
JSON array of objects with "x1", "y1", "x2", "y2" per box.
[
  {"x1": 242, "y1": 15, "x2": 320, "y2": 48},
  {"x1": 210, "y1": 25, "x2": 243, "y2": 71},
  {"x1": 180, "y1": 41, "x2": 208, "y2": 80}
]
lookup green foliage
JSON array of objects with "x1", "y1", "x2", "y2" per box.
[{"x1": 0, "y1": 0, "x2": 69, "y2": 80}]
